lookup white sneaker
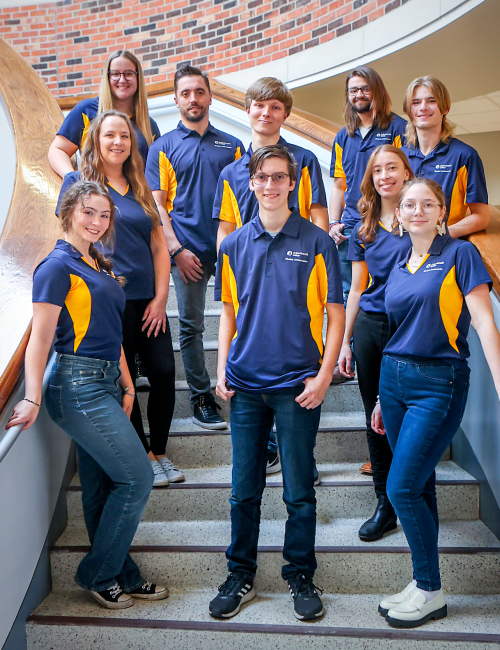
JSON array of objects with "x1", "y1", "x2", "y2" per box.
[
  {"x1": 386, "y1": 586, "x2": 447, "y2": 628},
  {"x1": 159, "y1": 456, "x2": 185, "y2": 483},
  {"x1": 151, "y1": 459, "x2": 169, "y2": 487},
  {"x1": 378, "y1": 581, "x2": 415, "y2": 616}
]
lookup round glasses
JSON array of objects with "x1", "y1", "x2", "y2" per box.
[
  {"x1": 108, "y1": 71, "x2": 138, "y2": 81},
  {"x1": 252, "y1": 172, "x2": 290, "y2": 186},
  {"x1": 400, "y1": 200, "x2": 442, "y2": 216}
]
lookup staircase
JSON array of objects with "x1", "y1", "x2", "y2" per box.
[{"x1": 27, "y1": 278, "x2": 500, "y2": 649}]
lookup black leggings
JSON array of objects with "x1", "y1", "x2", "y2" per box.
[
  {"x1": 122, "y1": 299, "x2": 176, "y2": 456},
  {"x1": 352, "y1": 308, "x2": 393, "y2": 498}
]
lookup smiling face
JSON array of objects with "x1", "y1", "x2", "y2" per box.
[
  {"x1": 347, "y1": 75, "x2": 372, "y2": 115},
  {"x1": 98, "y1": 115, "x2": 131, "y2": 168},
  {"x1": 174, "y1": 75, "x2": 212, "y2": 123},
  {"x1": 67, "y1": 194, "x2": 112, "y2": 247},
  {"x1": 108, "y1": 56, "x2": 138, "y2": 103},
  {"x1": 396, "y1": 183, "x2": 446, "y2": 237},
  {"x1": 247, "y1": 98, "x2": 288, "y2": 137},
  {"x1": 372, "y1": 150, "x2": 410, "y2": 200},
  {"x1": 410, "y1": 85, "x2": 444, "y2": 131},
  {"x1": 249, "y1": 156, "x2": 296, "y2": 212}
]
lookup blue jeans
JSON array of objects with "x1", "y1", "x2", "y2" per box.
[
  {"x1": 171, "y1": 263, "x2": 216, "y2": 403},
  {"x1": 379, "y1": 355, "x2": 469, "y2": 591},
  {"x1": 45, "y1": 354, "x2": 154, "y2": 592},
  {"x1": 227, "y1": 386, "x2": 321, "y2": 581},
  {"x1": 337, "y1": 224, "x2": 354, "y2": 306}
]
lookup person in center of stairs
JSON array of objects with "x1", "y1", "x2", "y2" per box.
[
  {"x1": 338, "y1": 145, "x2": 413, "y2": 542},
  {"x1": 209, "y1": 145, "x2": 345, "y2": 621},
  {"x1": 7, "y1": 181, "x2": 169, "y2": 609},
  {"x1": 373, "y1": 177, "x2": 500, "y2": 629},
  {"x1": 146, "y1": 64, "x2": 245, "y2": 431},
  {"x1": 213, "y1": 76, "x2": 329, "y2": 476},
  {"x1": 56, "y1": 110, "x2": 182, "y2": 488}
]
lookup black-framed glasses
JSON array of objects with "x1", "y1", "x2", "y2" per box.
[
  {"x1": 348, "y1": 85, "x2": 371, "y2": 96},
  {"x1": 400, "y1": 200, "x2": 442, "y2": 216},
  {"x1": 108, "y1": 71, "x2": 138, "y2": 81},
  {"x1": 252, "y1": 172, "x2": 290, "y2": 186}
]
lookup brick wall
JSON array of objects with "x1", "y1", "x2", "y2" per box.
[{"x1": 0, "y1": 0, "x2": 411, "y2": 97}]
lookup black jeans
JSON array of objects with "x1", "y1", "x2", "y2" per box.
[
  {"x1": 352, "y1": 308, "x2": 393, "y2": 498},
  {"x1": 122, "y1": 298, "x2": 176, "y2": 456}
]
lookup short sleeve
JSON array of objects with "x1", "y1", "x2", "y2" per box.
[
  {"x1": 57, "y1": 99, "x2": 94, "y2": 148},
  {"x1": 150, "y1": 117, "x2": 161, "y2": 142},
  {"x1": 234, "y1": 139, "x2": 245, "y2": 160},
  {"x1": 465, "y1": 150, "x2": 488, "y2": 205},
  {"x1": 145, "y1": 141, "x2": 163, "y2": 192},
  {"x1": 455, "y1": 242, "x2": 492, "y2": 296},
  {"x1": 212, "y1": 172, "x2": 226, "y2": 221},
  {"x1": 55, "y1": 171, "x2": 79, "y2": 216},
  {"x1": 319, "y1": 235, "x2": 343, "y2": 304},
  {"x1": 347, "y1": 222, "x2": 365, "y2": 262},
  {"x1": 33, "y1": 257, "x2": 71, "y2": 306},
  {"x1": 214, "y1": 241, "x2": 236, "y2": 304},
  {"x1": 305, "y1": 152, "x2": 327, "y2": 206},
  {"x1": 392, "y1": 116, "x2": 407, "y2": 148},
  {"x1": 330, "y1": 132, "x2": 345, "y2": 179}
]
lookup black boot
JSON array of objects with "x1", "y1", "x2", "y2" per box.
[{"x1": 358, "y1": 495, "x2": 397, "y2": 542}]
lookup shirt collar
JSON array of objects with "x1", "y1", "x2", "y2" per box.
[
  {"x1": 243, "y1": 135, "x2": 288, "y2": 166},
  {"x1": 398, "y1": 233, "x2": 452, "y2": 268},
  {"x1": 250, "y1": 208, "x2": 301, "y2": 240},
  {"x1": 176, "y1": 120, "x2": 219, "y2": 139},
  {"x1": 55, "y1": 239, "x2": 85, "y2": 259}
]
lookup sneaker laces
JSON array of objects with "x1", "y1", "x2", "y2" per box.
[
  {"x1": 160, "y1": 457, "x2": 178, "y2": 472},
  {"x1": 199, "y1": 394, "x2": 221, "y2": 416},
  {"x1": 141, "y1": 581, "x2": 152, "y2": 591},
  {"x1": 152, "y1": 462, "x2": 165, "y2": 476},
  {"x1": 218, "y1": 573, "x2": 247, "y2": 595},
  {"x1": 109, "y1": 584, "x2": 123, "y2": 599},
  {"x1": 289, "y1": 574, "x2": 323, "y2": 598}
]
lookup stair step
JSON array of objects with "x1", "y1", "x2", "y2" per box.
[{"x1": 172, "y1": 342, "x2": 218, "y2": 381}]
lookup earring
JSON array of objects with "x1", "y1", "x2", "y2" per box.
[
  {"x1": 436, "y1": 222, "x2": 446, "y2": 236},
  {"x1": 398, "y1": 222, "x2": 404, "y2": 237}
]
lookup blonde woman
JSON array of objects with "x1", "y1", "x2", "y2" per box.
[{"x1": 49, "y1": 50, "x2": 160, "y2": 176}]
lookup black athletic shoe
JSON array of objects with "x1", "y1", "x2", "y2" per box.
[
  {"x1": 128, "y1": 581, "x2": 169, "y2": 600},
  {"x1": 209, "y1": 572, "x2": 256, "y2": 618},
  {"x1": 192, "y1": 394, "x2": 228, "y2": 430},
  {"x1": 287, "y1": 573, "x2": 325, "y2": 620}
]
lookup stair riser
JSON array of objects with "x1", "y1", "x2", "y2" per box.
[
  {"x1": 66, "y1": 484, "x2": 479, "y2": 523},
  {"x1": 49, "y1": 549, "x2": 499, "y2": 594}
]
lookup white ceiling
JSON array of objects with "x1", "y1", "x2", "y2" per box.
[{"x1": 450, "y1": 92, "x2": 500, "y2": 134}]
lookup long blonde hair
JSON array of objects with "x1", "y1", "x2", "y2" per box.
[
  {"x1": 357, "y1": 145, "x2": 414, "y2": 243},
  {"x1": 402, "y1": 76, "x2": 455, "y2": 148},
  {"x1": 80, "y1": 110, "x2": 160, "y2": 227},
  {"x1": 98, "y1": 50, "x2": 154, "y2": 146}
]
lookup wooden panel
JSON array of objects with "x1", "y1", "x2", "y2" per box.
[
  {"x1": 0, "y1": 35, "x2": 63, "y2": 413},
  {"x1": 468, "y1": 205, "x2": 500, "y2": 298}
]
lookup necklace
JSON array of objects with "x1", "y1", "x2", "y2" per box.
[{"x1": 408, "y1": 247, "x2": 428, "y2": 271}]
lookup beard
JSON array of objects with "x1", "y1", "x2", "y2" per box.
[
  {"x1": 352, "y1": 100, "x2": 372, "y2": 114},
  {"x1": 183, "y1": 105, "x2": 209, "y2": 122}
]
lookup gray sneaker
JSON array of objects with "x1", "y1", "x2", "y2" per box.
[
  {"x1": 159, "y1": 456, "x2": 185, "y2": 483},
  {"x1": 151, "y1": 459, "x2": 169, "y2": 487}
]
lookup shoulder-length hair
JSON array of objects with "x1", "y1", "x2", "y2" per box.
[
  {"x1": 344, "y1": 66, "x2": 393, "y2": 137},
  {"x1": 398, "y1": 177, "x2": 447, "y2": 216},
  {"x1": 80, "y1": 110, "x2": 160, "y2": 227},
  {"x1": 357, "y1": 145, "x2": 414, "y2": 243},
  {"x1": 402, "y1": 76, "x2": 455, "y2": 148},
  {"x1": 98, "y1": 50, "x2": 154, "y2": 147}
]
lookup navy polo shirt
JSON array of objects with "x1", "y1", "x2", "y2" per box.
[
  {"x1": 384, "y1": 234, "x2": 492, "y2": 367},
  {"x1": 348, "y1": 221, "x2": 412, "y2": 313},
  {"x1": 145, "y1": 121, "x2": 244, "y2": 264},
  {"x1": 330, "y1": 114, "x2": 407, "y2": 228},
  {"x1": 33, "y1": 240, "x2": 126, "y2": 361},
  {"x1": 401, "y1": 138, "x2": 488, "y2": 226},
  {"x1": 57, "y1": 97, "x2": 161, "y2": 163},
  {"x1": 212, "y1": 136, "x2": 327, "y2": 228},
  {"x1": 56, "y1": 172, "x2": 156, "y2": 301},
  {"x1": 214, "y1": 209, "x2": 343, "y2": 392}
]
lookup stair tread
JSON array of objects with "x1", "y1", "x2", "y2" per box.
[
  {"x1": 168, "y1": 308, "x2": 221, "y2": 318},
  {"x1": 30, "y1": 590, "x2": 500, "y2": 638},
  {"x1": 55, "y1": 517, "x2": 500, "y2": 550}
]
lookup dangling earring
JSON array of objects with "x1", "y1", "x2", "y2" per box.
[
  {"x1": 436, "y1": 221, "x2": 446, "y2": 236},
  {"x1": 398, "y1": 222, "x2": 404, "y2": 238}
]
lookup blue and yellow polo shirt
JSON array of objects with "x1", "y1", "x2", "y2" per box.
[
  {"x1": 56, "y1": 172, "x2": 156, "y2": 301},
  {"x1": 212, "y1": 137, "x2": 327, "y2": 228},
  {"x1": 384, "y1": 234, "x2": 491, "y2": 367},
  {"x1": 145, "y1": 121, "x2": 244, "y2": 264},
  {"x1": 57, "y1": 97, "x2": 161, "y2": 163},
  {"x1": 331, "y1": 114, "x2": 407, "y2": 228},
  {"x1": 401, "y1": 138, "x2": 488, "y2": 226},
  {"x1": 348, "y1": 221, "x2": 412, "y2": 314},
  {"x1": 33, "y1": 240, "x2": 126, "y2": 361},
  {"x1": 214, "y1": 209, "x2": 343, "y2": 392}
]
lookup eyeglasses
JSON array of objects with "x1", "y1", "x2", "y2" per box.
[
  {"x1": 400, "y1": 200, "x2": 442, "y2": 216},
  {"x1": 108, "y1": 71, "x2": 138, "y2": 81},
  {"x1": 252, "y1": 172, "x2": 290, "y2": 185},
  {"x1": 348, "y1": 85, "x2": 371, "y2": 96}
]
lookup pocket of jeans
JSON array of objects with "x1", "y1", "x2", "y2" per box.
[
  {"x1": 73, "y1": 368, "x2": 106, "y2": 385},
  {"x1": 416, "y1": 364, "x2": 453, "y2": 385},
  {"x1": 45, "y1": 385, "x2": 65, "y2": 423}
]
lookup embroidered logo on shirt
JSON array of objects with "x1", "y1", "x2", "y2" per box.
[
  {"x1": 435, "y1": 164, "x2": 452, "y2": 173},
  {"x1": 285, "y1": 251, "x2": 309, "y2": 263},
  {"x1": 423, "y1": 261, "x2": 445, "y2": 272},
  {"x1": 214, "y1": 140, "x2": 233, "y2": 149},
  {"x1": 376, "y1": 133, "x2": 392, "y2": 139}
]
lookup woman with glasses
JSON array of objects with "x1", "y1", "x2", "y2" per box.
[
  {"x1": 49, "y1": 50, "x2": 160, "y2": 177},
  {"x1": 373, "y1": 177, "x2": 500, "y2": 628},
  {"x1": 338, "y1": 145, "x2": 413, "y2": 543}
]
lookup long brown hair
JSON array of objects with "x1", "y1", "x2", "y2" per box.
[
  {"x1": 357, "y1": 145, "x2": 413, "y2": 243},
  {"x1": 59, "y1": 180, "x2": 124, "y2": 284},
  {"x1": 80, "y1": 110, "x2": 160, "y2": 227},
  {"x1": 402, "y1": 76, "x2": 455, "y2": 148},
  {"x1": 98, "y1": 50, "x2": 153, "y2": 146},
  {"x1": 344, "y1": 66, "x2": 393, "y2": 137}
]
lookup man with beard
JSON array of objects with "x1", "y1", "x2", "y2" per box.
[
  {"x1": 146, "y1": 64, "x2": 244, "y2": 429},
  {"x1": 329, "y1": 67, "x2": 407, "y2": 306}
]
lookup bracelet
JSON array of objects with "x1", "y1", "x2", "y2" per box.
[
  {"x1": 123, "y1": 392, "x2": 136, "y2": 399},
  {"x1": 23, "y1": 398, "x2": 41, "y2": 408},
  {"x1": 123, "y1": 386, "x2": 133, "y2": 393},
  {"x1": 171, "y1": 244, "x2": 186, "y2": 258},
  {"x1": 329, "y1": 221, "x2": 341, "y2": 229}
]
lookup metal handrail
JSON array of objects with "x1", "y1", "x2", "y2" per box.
[{"x1": 0, "y1": 351, "x2": 56, "y2": 464}]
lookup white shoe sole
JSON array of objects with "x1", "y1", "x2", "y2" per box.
[
  {"x1": 266, "y1": 463, "x2": 282, "y2": 475},
  {"x1": 90, "y1": 591, "x2": 134, "y2": 609},
  {"x1": 166, "y1": 472, "x2": 185, "y2": 483},
  {"x1": 153, "y1": 479, "x2": 169, "y2": 487},
  {"x1": 294, "y1": 605, "x2": 325, "y2": 620},
  {"x1": 192, "y1": 416, "x2": 228, "y2": 430},
  {"x1": 130, "y1": 587, "x2": 169, "y2": 601}
]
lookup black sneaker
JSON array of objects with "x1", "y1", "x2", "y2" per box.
[
  {"x1": 192, "y1": 394, "x2": 228, "y2": 430},
  {"x1": 128, "y1": 580, "x2": 169, "y2": 600},
  {"x1": 266, "y1": 448, "x2": 282, "y2": 474},
  {"x1": 209, "y1": 572, "x2": 256, "y2": 618},
  {"x1": 287, "y1": 573, "x2": 325, "y2": 620},
  {"x1": 90, "y1": 583, "x2": 133, "y2": 609}
]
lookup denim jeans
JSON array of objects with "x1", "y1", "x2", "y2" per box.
[
  {"x1": 45, "y1": 354, "x2": 154, "y2": 592},
  {"x1": 379, "y1": 355, "x2": 470, "y2": 591},
  {"x1": 226, "y1": 386, "x2": 321, "y2": 581},
  {"x1": 337, "y1": 224, "x2": 354, "y2": 306},
  {"x1": 171, "y1": 263, "x2": 216, "y2": 403}
]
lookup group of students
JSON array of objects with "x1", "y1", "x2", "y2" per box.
[{"x1": 5, "y1": 51, "x2": 500, "y2": 628}]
